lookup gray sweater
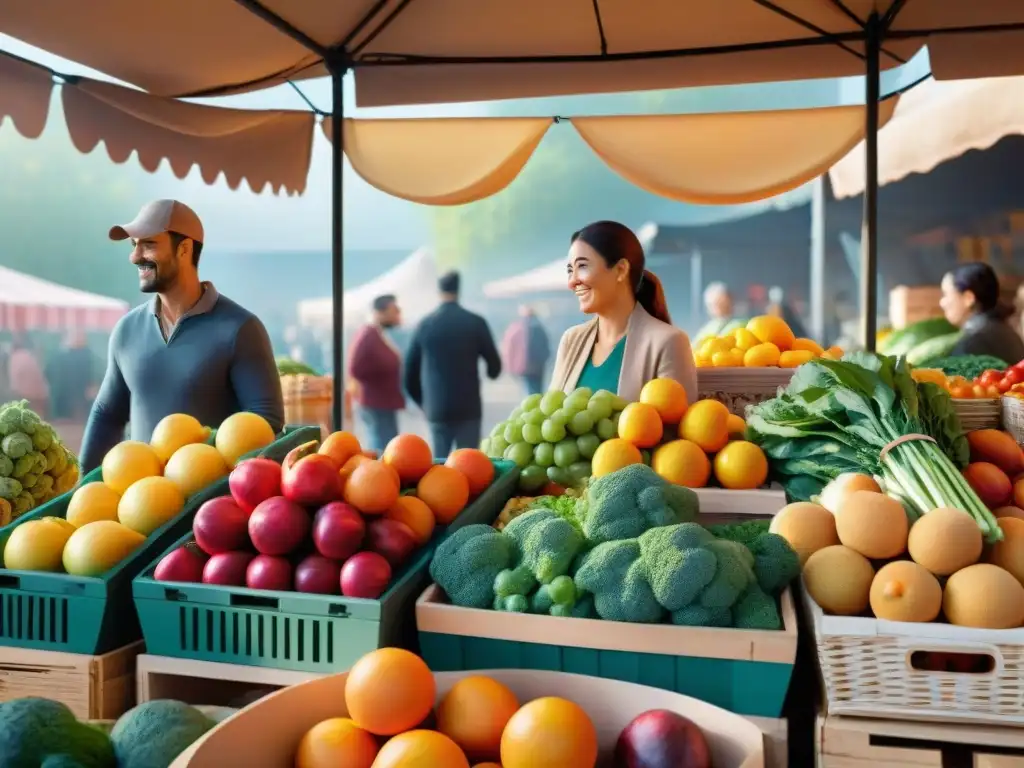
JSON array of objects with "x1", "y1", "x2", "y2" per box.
[{"x1": 79, "y1": 285, "x2": 284, "y2": 472}]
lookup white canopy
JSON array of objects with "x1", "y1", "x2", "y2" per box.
[
  {"x1": 298, "y1": 248, "x2": 438, "y2": 330},
  {"x1": 0, "y1": 265, "x2": 129, "y2": 332},
  {"x1": 483, "y1": 259, "x2": 569, "y2": 300},
  {"x1": 829, "y1": 76, "x2": 1024, "y2": 199}
]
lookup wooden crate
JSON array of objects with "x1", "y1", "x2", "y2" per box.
[
  {"x1": 0, "y1": 641, "x2": 141, "y2": 720},
  {"x1": 750, "y1": 716, "x2": 788, "y2": 768},
  {"x1": 889, "y1": 285, "x2": 944, "y2": 330},
  {"x1": 816, "y1": 714, "x2": 1024, "y2": 767}
]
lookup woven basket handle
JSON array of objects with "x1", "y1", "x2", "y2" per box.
[{"x1": 905, "y1": 642, "x2": 1004, "y2": 675}]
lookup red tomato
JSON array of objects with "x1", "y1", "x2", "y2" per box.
[
  {"x1": 980, "y1": 369, "x2": 1004, "y2": 387},
  {"x1": 999, "y1": 379, "x2": 1013, "y2": 393},
  {"x1": 1005, "y1": 369, "x2": 1024, "y2": 386},
  {"x1": 1014, "y1": 360, "x2": 1024, "y2": 371}
]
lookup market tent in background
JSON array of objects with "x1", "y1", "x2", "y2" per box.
[
  {"x1": 296, "y1": 247, "x2": 437, "y2": 332},
  {"x1": 0, "y1": 264, "x2": 129, "y2": 332}
]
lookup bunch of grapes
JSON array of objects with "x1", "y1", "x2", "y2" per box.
[{"x1": 481, "y1": 387, "x2": 628, "y2": 492}]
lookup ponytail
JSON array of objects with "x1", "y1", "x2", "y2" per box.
[{"x1": 636, "y1": 270, "x2": 672, "y2": 325}]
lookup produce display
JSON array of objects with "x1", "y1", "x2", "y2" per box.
[
  {"x1": 747, "y1": 352, "x2": 1002, "y2": 542},
  {"x1": 912, "y1": 358, "x2": 1024, "y2": 399},
  {"x1": 920, "y1": 354, "x2": 1011, "y2": 382},
  {"x1": 276, "y1": 356, "x2": 321, "y2": 376},
  {"x1": 0, "y1": 696, "x2": 221, "y2": 768},
  {"x1": 429, "y1": 463, "x2": 800, "y2": 630},
  {"x1": 877, "y1": 317, "x2": 961, "y2": 366},
  {"x1": 153, "y1": 431, "x2": 496, "y2": 600},
  {"x1": 484, "y1": 378, "x2": 767, "y2": 493},
  {"x1": 0, "y1": 399, "x2": 79, "y2": 523},
  {"x1": 294, "y1": 646, "x2": 715, "y2": 768},
  {"x1": 0, "y1": 411, "x2": 275, "y2": 577},
  {"x1": 694, "y1": 315, "x2": 842, "y2": 368}
]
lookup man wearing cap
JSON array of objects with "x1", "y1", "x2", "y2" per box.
[{"x1": 78, "y1": 200, "x2": 285, "y2": 472}]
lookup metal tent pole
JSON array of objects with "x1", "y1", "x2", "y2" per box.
[
  {"x1": 860, "y1": 12, "x2": 881, "y2": 352},
  {"x1": 329, "y1": 63, "x2": 347, "y2": 430}
]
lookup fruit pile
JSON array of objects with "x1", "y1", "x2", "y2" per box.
[
  {"x1": 694, "y1": 315, "x2": 842, "y2": 369},
  {"x1": 153, "y1": 432, "x2": 497, "y2": 600},
  {"x1": 1, "y1": 412, "x2": 276, "y2": 577},
  {"x1": 0, "y1": 399, "x2": 79, "y2": 523},
  {"x1": 295, "y1": 647, "x2": 713, "y2": 768}
]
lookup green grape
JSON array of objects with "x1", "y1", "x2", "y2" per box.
[
  {"x1": 504, "y1": 422, "x2": 524, "y2": 444},
  {"x1": 571, "y1": 387, "x2": 594, "y2": 400},
  {"x1": 534, "y1": 442, "x2": 555, "y2": 467},
  {"x1": 521, "y1": 394, "x2": 543, "y2": 411},
  {"x1": 593, "y1": 389, "x2": 615, "y2": 400},
  {"x1": 480, "y1": 437, "x2": 492, "y2": 455},
  {"x1": 611, "y1": 395, "x2": 629, "y2": 411},
  {"x1": 568, "y1": 461, "x2": 592, "y2": 484},
  {"x1": 546, "y1": 465, "x2": 573, "y2": 487},
  {"x1": 540, "y1": 391, "x2": 566, "y2": 416},
  {"x1": 553, "y1": 439, "x2": 581, "y2": 469},
  {"x1": 523, "y1": 408, "x2": 546, "y2": 426},
  {"x1": 565, "y1": 393, "x2": 590, "y2": 413},
  {"x1": 549, "y1": 408, "x2": 572, "y2": 426},
  {"x1": 491, "y1": 420, "x2": 508, "y2": 438},
  {"x1": 540, "y1": 419, "x2": 567, "y2": 443},
  {"x1": 490, "y1": 436, "x2": 510, "y2": 456},
  {"x1": 586, "y1": 396, "x2": 613, "y2": 422},
  {"x1": 509, "y1": 407, "x2": 524, "y2": 422},
  {"x1": 505, "y1": 442, "x2": 534, "y2": 468},
  {"x1": 568, "y1": 410, "x2": 595, "y2": 436},
  {"x1": 519, "y1": 464, "x2": 548, "y2": 492},
  {"x1": 596, "y1": 418, "x2": 616, "y2": 441},
  {"x1": 576, "y1": 433, "x2": 600, "y2": 459},
  {"x1": 611, "y1": 411, "x2": 622, "y2": 431},
  {"x1": 521, "y1": 423, "x2": 543, "y2": 445}
]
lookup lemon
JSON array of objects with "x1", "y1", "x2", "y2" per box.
[
  {"x1": 746, "y1": 316, "x2": 796, "y2": 352},
  {"x1": 66, "y1": 482, "x2": 121, "y2": 527},
  {"x1": 733, "y1": 328, "x2": 760, "y2": 351},
  {"x1": 743, "y1": 342, "x2": 781, "y2": 367},
  {"x1": 713, "y1": 440, "x2": 769, "y2": 490},
  {"x1": 779, "y1": 349, "x2": 815, "y2": 369},
  {"x1": 150, "y1": 413, "x2": 211, "y2": 463},
  {"x1": 118, "y1": 476, "x2": 186, "y2": 536},
  {"x1": 792, "y1": 338, "x2": 825, "y2": 356},
  {"x1": 3, "y1": 518, "x2": 74, "y2": 571},
  {"x1": 163, "y1": 443, "x2": 229, "y2": 498},
  {"x1": 102, "y1": 441, "x2": 163, "y2": 495}
]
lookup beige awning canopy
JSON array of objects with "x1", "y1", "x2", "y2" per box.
[
  {"x1": 829, "y1": 75, "x2": 1024, "y2": 199},
  {"x1": 2, "y1": 1, "x2": 1024, "y2": 105}
]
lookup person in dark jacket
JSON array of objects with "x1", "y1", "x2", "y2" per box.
[
  {"x1": 405, "y1": 271, "x2": 502, "y2": 457},
  {"x1": 347, "y1": 294, "x2": 405, "y2": 452},
  {"x1": 941, "y1": 262, "x2": 1024, "y2": 364}
]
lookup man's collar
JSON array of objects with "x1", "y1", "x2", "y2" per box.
[{"x1": 150, "y1": 282, "x2": 220, "y2": 318}]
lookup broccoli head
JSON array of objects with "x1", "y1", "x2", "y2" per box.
[
  {"x1": 733, "y1": 584, "x2": 783, "y2": 630},
  {"x1": 429, "y1": 524, "x2": 515, "y2": 609},
  {"x1": 494, "y1": 594, "x2": 529, "y2": 613},
  {"x1": 503, "y1": 508, "x2": 585, "y2": 584},
  {"x1": 573, "y1": 539, "x2": 665, "y2": 623},
  {"x1": 747, "y1": 532, "x2": 801, "y2": 595},
  {"x1": 0, "y1": 697, "x2": 116, "y2": 768},
  {"x1": 2, "y1": 432, "x2": 33, "y2": 460},
  {"x1": 494, "y1": 565, "x2": 537, "y2": 598},
  {"x1": 671, "y1": 605, "x2": 733, "y2": 628},
  {"x1": 582, "y1": 464, "x2": 697, "y2": 545}
]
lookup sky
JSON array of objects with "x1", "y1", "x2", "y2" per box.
[{"x1": 0, "y1": 34, "x2": 931, "y2": 254}]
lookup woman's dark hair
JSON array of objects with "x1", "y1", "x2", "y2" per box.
[
  {"x1": 949, "y1": 262, "x2": 1012, "y2": 320},
  {"x1": 571, "y1": 220, "x2": 671, "y2": 324}
]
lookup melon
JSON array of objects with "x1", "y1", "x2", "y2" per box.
[
  {"x1": 803, "y1": 545, "x2": 875, "y2": 616},
  {"x1": 869, "y1": 560, "x2": 942, "y2": 623},
  {"x1": 986, "y1": 517, "x2": 1024, "y2": 586},
  {"x1": 835, "y1": 491, "x2": 908, "y2": 559},
  {"x1": 769, "y1": 502, "x2": 839, "y2": 565},
  {"x1": 943, "y1": 563, "x2": 1024, "y2": 629},
  {"x1": 818, "y1": 472, "x2": 881, "y2": 514},
  {"x1": 907, "y1": 507, "x2": 982, "y2": 576}
]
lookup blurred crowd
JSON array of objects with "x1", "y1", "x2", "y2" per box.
[{"x1": 0, "y1": 330, "x2": 99, "y2": 420}]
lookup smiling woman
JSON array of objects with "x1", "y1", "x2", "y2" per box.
[{"x1": 548, "y1": 221, "x2": 697, "y2": 403}]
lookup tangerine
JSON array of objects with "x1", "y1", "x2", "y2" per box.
[
  {"x1": 344, "y1": 461, "x2": 400, "y2": 514},
  {"x1": 383, "y1": 434, "x2": 434, "y2": 485},
  {"x1": 437, "y1": 676, "x2": 520, "y2": 761},
  {"x1": 617, "y1": 402, "x2": 664, "y2": 448},
  {"x1": 591, "y1": 439, "x2": 643, "y2": 478},
  {"x1": 295, "y1": 717, "x2": 378, "y2": 768},
  {"x1": 372, "y1": 730, "x2": 470, "y2": 768},
  {"x1": 652, "y1": 440, "x2": 711, "y2": 488},
  {"x1": 417, "y1": 465, "x2": 470, "y2": 525},
  {"x1": 638, "y1": 378, "x2": 689, "y2": 424},
  {"x1": 726, "y1": 413, "x2": 746, "y2": 437},
  {"x1": 445, "y1": 449, "x2": 496, "y2": 496},
  {"x1": 746, "y1": 316, "x2": 795, "y2": 352},
  {"x1": 500, "y1": 697, "x2": 598, "y2": 768},
  {"x1": 339, "y1": 454, "x2": 372, "y2": 490},
  {"x1": 320, "y1": 431, "x2": 362, "y2": 469},
  {"x1": 714, "y1": 440, "x2": 769, "y2": 489},
  {"x1": 385, "y1": 495, "x2": 436, "y2": 545},
  {"x1": 680, "y1": 399, "x2": 730, "y2": 453},
  {"x1": 344, "y1": 648, "x2": 436, "y2": 736}
]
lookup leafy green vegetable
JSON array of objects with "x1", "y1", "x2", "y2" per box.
[
  {"x1": 921, "y1": 355, "x2": 1010, "y2": 380},
  {"x1": 275, "y1": 357, "x2": 320, "y2": 376},
  {"x1": 878, "y1": 318, "x2": 957, "y2": 356},
  {"x1": 906, "y1": 333, "x2": 962, "y2": 366},
  {"x1": 747, "y1": 352, "x2": 1000, "y2": 542}
]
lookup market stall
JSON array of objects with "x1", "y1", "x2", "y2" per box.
[{"x1": 0, "y1": 265, "x2": 129, "y2": 332}]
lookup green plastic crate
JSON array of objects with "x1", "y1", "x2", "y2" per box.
[
  {"x1": 132, "y1": 460, "x2": 519, "y2": 673},
  {"x1": 0, "y1": 426, "x2": 319, "y2": 654}
]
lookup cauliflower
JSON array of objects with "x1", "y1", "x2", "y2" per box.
[
  {"x1": 582, "y1": 464, "x2": 697, "y2": 545},
  {"x1": 0, "y1": 454, "x2": 12, "y2": 478},
  {"x1": 2, "y1": 433, "x2": 33, "y2": 460},
  {"x1": 503, "y1": 509, "x2": 585, "y2": 584},
  {"x1": 573, "y1": 539, "x2": 665, "y2": 623},
  {"x1": 0, "y1": 405, "x2": 22, "y2": 437},
  {"x1": 429, "y1": 524, "x2": 515, "y2": 609},
  {"x1": 0, "y1": 477, "x2": 23, "y2": 501}
]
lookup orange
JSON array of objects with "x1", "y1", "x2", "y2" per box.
[
  {"x1": 680, "y1": 399, "x2": 730, "y2": 453},
  {"x1": 726, "y1": 413, "x2": 746, "y2": 437},
  {"x1": 320, "y1": 431, "x2": 362, "y2": 469},
  {"x1": 591, "y1": 439, "x2": 643, "y2": 478},
  {"x1": 340, "y1": 454, "x2": 372, "y2": 490},
  {"x1": 746, "y1": 316, "x2": 795, "y2": 352},
  {"x1": 101, "y1": 441, "x2": 163, "y2": 495},
  {"x1": 437, "y1": 676, "x2": 520, "y2": 761},
  {"x1": 617, "y1": 402, "x2": 664, "y2": 448},
  {"x1": 383, "y1": 434, "x2": 434, "y2": 485},
  {"x1": 714, "y1": 440, "x2": 769, "y2": 489},
  {"x1": 778, "y1": 349, "x2": 814, "y2": 369},
  {"x1": 652, "y1": 440, "x2": 710, "y2": 488},
  {"x1": 295, "y1": 717, "x2": 378, "y2": 768},
  {"x1": 372, "y1": 730, "x2": 470, "y2": 768},
  {"x1": 638, "y1": 378, "x2": 689, "y2": 424},
  {"x1": 385, "y1": 495, "x2": 436, "y2": 545},
  {"x1": 417, "y1": 465, "x2": 471, "y2": 525},
  {"x1": 500, "y1": 697, "x2": 598, "y2": 768},
  {"x1": 792, "y1": 338, "x2": 825, "y2": 356},
  {"x1": 446, "y1": 449, "x2": 496, "y2": 496},
  {"x1": 344, "y1": 461, "x2": 401, "y2": 515},
  {"x1": 344, "y1": 648, "x2": 436, "y2": 736}
]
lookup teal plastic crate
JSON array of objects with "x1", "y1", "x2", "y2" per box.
[
  {"x1": 0, "y1": 426, "x2": 319, "y2": 654},
  {"x1": 416, "y1": 587, "x2": 798, "y2": 718},
  {"x1": 132, "y1": 460, "x2": 519, "y2": 673}
]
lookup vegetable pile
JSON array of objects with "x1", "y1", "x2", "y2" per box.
[
  {"x1": 919, "y1": 355, "x2": 1011, "y2": 382},
  {"x1": 747, "y1": 352, "x2": 1002, "y2": 542},
  {"x1": 0, "y1": 400, "x2": 79, "y2": 524},
  {"x1": 429, "y1": 464, "x2": 800, "y2": 630},
  {"x1": 877, "y1": 317, "x2": 961, "y2": 366}
]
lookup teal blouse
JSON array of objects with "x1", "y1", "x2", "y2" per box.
[{"x1": 576, "y1": 336, "x2": 626, "y2": 394}]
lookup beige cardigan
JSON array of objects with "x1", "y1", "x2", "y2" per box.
[{"x1": 549, "y1": 304, "x2": 697, "y2": 403}]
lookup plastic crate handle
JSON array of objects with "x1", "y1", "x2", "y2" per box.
[
  {"x1": 230, "y1": 593, "x2": 280, "y2": 610},
  {"x1": 0, "y1": 574, "x2": 19, "y2": 589}
]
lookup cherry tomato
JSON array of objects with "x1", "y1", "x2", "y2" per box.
[
  {"x1": 1014, "y1": 360, "x2": 1024, "y2": 371},
  {"x1": 980, "y1": 369, "x2": 1004, "y2": 387},
  {"x1": 1005, "y1": 369, "x2": 1024, "y2": 386},
  {"x1": 999, "y1": 379, "x2": 1013, "y2": 393},
  {"x1": 951, "y1": 385, "x2": 974, "y2": 399},
  {"x1": 988, "y1": 385, "x2": 1002, "y2": 398},
  {"x1": 973, "y1": 384, "x2": 989, "y2": 398}
]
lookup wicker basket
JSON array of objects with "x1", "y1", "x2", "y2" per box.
[
  {"x1": 801, "y1": 582, "x2": 1024, "y2": 727},
  {"x1": 1003, "y1": 396, "x2": 1024, "y2": 445},
  {"x1": 280, "y1": 374, "x2": 333, "y2": 439},
  {"x1": 697, "y1": 368, "x2": 794, "y2": 416},
  {"x1": 953, "y1": 398, "x2": 1002, "y2": 432}
]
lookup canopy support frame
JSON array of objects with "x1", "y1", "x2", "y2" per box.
[{"x1": 861, "y1": 11, "x2": 882, "y2": 351}]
